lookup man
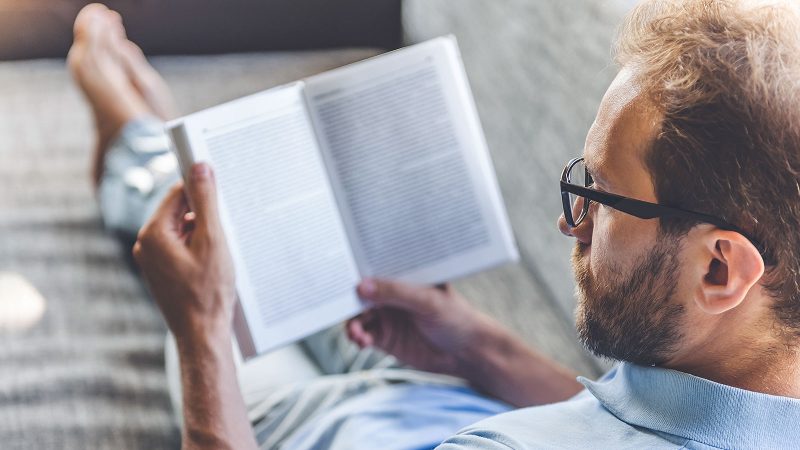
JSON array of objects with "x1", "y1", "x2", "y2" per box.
[{"x1": 70, "y1": 0, "x2": 800, "y2": 448}]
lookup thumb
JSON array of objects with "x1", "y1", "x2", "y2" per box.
[
  {"x1": 185, "y1": 163, "x2": 222, "y2": 233},
  {"x1": 356, "y1": 278, "x2": 442, "y2": 315}
]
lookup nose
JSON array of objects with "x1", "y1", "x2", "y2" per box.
[
  {"x1": 557, "y1": 214, "x2": 572, "y2": 236},
  {"x1": 557, "y1": 212, "x2": 592, "y2": 245}
]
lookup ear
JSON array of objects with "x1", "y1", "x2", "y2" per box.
[{"x1": 694, "y1": 230, "x2": 765, "y2": 315}]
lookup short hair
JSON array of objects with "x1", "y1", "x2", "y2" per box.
[{"x1": 614, "y1": 0, "x2": 800, "y2": 336}]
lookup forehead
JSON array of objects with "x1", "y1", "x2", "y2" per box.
[{"x1": 584, "y1": 66, "x2": 662, "y2": 196}]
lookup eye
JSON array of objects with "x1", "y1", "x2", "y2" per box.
[{"x1": 586, "y1": 173, "x2": 603, "y2": 192}]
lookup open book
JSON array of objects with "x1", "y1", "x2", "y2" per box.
[{"x1": 167, "y1": 36, "x2": 519, "y2": 359}]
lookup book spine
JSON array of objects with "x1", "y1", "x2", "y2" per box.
[{"x1": 166, "y1": 122, "x2": 195, "y2": 182}]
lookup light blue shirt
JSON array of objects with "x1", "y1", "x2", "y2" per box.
[
  {"x1": 440, "y1": 362, "x2": 800, "y2": 449},
  {"x1": 283, "y1": 383, "x2": 511, "y2": 450},
  {"x1": 281, "y1": 362, "x2": 800, "y2": 449}
]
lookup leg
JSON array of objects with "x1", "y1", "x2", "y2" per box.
[
  {"x1": 70, "y1": 3, "x2": 398, "y2": 375},
  {"x1": 69, "y1": 3, "x2": 321, "y2": 420},
  {"x1": 67, "y1": 4, "x2": 157, "y2": 187},
  {"x1": 69, "y1": 4, "x2": 179, "y2": 234},
  {"x1": 302, "y1": 324, "x2": 399, "y2": 374}
]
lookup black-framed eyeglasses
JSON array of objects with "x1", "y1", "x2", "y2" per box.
[{"x1": 560, "y1": 157, "x2": 772, "y2": 263}]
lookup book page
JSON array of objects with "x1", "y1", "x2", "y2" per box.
[
  {"x1": 170, "y1": 84, "x2": 362, "y2": 355},
  {"x1": 304, "y1": 37, "x2": 518, "y2": 283}
]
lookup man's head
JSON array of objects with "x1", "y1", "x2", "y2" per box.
[{"x1": 559, "y1": 0, "x2": 800, "y2": 368}]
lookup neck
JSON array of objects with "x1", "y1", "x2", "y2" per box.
[
  {"x1": 667, "y1": 311, "x2": 800, "y2": 398},
  {"x1": 680, "y1": 348, "x2": 800, "y2": 398}
]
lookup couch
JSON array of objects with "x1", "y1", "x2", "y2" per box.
[{"x1": 0, "y1": 1, "x2": 629, "y2": 447}]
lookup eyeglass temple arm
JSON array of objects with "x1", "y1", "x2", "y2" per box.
[
  {"x1": 566, "y1": 183, "x2": 771, "y2": 261},
  {"x1": 565, "y1": 183, "x2": 726, "y2": 225}
]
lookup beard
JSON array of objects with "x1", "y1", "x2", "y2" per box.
[{"x1": 573, "y1": 236, "x2": 685, "y2": 366}]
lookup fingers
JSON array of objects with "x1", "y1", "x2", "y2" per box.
[
  {"x1": 346, "y1": 317, "x2": 374, "y2": 348},
  {"x1": 148, "y1": 182, "x2": 190, "y2": 236},
  {"x1": 133, "y1": 183, "x2": 189, "y2": 264},
  {"x1": 356, "y1": 278, "x2": 442, "y2": 314},
  {"x1": 185, "y1": 163, "x2": 222, "y2": 234},
  {"x1": 347, "y1": 309, "x2": 389, "y2": 349}
]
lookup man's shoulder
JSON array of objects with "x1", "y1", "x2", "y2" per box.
[
  {"x1": 436, "y1": 389, "x2": 687, "y2": 450},
  {"x1": 435, "y1": 361, "x2": 800, "y2": 449}
]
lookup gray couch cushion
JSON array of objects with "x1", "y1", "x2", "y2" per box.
[{"x1": 0, "y1": 0, "x2": 402, "y2": 60}]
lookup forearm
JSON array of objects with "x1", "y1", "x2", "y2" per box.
[
  {"x1": 176, "y1": 322, "x2": 257, "y2": 450},
  {"x1": 454, "y1": 316, "x2": 584, "y2": 407}
]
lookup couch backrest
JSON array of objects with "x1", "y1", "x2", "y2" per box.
[
  {"x1": 404, "y1": 0, "x2": 627, "y2": 322},
  {"x1": 0, "y1": 0, "x2": 402, "y2": 60}
]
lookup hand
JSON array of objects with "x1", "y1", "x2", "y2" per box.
[
  {"x1": 348, "y1": 279, "x2": 498, "y2": 376},
  {"x1": 133, "y1": 163, "x2": 236, "y2": 344}
]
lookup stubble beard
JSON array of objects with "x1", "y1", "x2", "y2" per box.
[{"x1": 572, "y1": 236, "x2": 686, "y2": 366}]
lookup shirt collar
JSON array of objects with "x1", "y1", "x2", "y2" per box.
[{"x1": 579, "y1": 362, "x2": 800, "y2": 449}]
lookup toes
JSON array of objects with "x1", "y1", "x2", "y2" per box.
[
  {"x1": 73, "y1": 3, "x2": 109, "y2": 38},
  {"x1": 70, "y1": 3, "x2": 136, "y2": 83},
  {"x1": 69, "y1": 3, "x2": 174, "y2": 123},
  {"x1": 73, "y1": 4, "x2": 126, "y2": 47},
  {"x1": 109, "y1": 10, "x2": 123, "y2": 24},
  {"x1": 108, "y1": 10, "x2": 127, "y2": 40}
]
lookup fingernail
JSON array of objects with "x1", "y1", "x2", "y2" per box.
[
  {"x1": 192, "y1": 163, "x2": 211, "y2": 180},
  {"x1": 359, "y1": 279, "x2": 376, "y2": 297}
]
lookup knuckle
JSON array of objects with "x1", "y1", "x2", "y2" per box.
[
  {"x1": 421, "y1": 289, "x2": 439, "y2": 305},
  {"x1": 372, "y1": 281, "x2": 386, "y2": 298},
  {"x1": 426, "y1": 286, "x2": 452, "y2": 308},
  {"x1": 132, "y1": 242, "x2": 143, "y2": 262},
  {"x1": 376, "y1": 281, "x2": 395, "y2": 300},
  {"x1": 137, "y1": 233, "x2": 154, "y2": 251},
  {"x1": 136, "y1": 227, "x2": 162, "y2": 253}
]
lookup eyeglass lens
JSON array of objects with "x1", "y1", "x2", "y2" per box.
[{"x1": 567, "y1": 159, "x2": 590, "y2": 225}]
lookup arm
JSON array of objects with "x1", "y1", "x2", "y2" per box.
[
  {"x1": 176, "y1": 321, "x2": 254, "y2": 449},
  {"x1": 453, "y1": 313, "x2": 583, "y2": 406},
  {"x1": 133, "y1": 164, "x2": 257, "y2": 450},
  {"x1": 349, "y1": 280, "x2": 582, "y2": 407}
]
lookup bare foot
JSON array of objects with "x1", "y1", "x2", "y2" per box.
[
  {"x1": 118, "y1": 40, "x2": 177, "y2": 121},
  {"x1": 68, "y1": 3, "x2": 151, "y2": 186}
]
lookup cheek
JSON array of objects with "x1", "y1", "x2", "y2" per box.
[{"x1": 589, "y1": 207, "x2": 661, "y2": 278}]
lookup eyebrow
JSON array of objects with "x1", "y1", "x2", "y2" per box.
[
  {"x1": 584, "y1": 159, "x2": 612, "y2": 189},
  {"x1": 583, "y1": 158, "x2": 602, "y2": 180}
]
